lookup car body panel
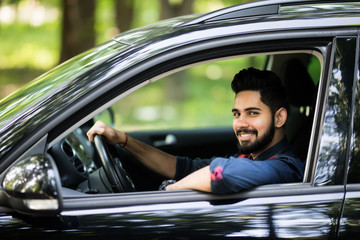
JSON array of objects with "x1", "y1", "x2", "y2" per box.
[{"x1": 0, "y1": 184, "x2": 344, "y2": 239}]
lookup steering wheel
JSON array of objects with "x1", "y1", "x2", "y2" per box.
[{"x1": 94, "y1": 134, "x2": 136, "y2": 193}]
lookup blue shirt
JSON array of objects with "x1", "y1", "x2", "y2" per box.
[{"x1": 175, "y1": 137, "x2": 305, "y2": 194}]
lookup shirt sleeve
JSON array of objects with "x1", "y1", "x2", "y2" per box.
[
  {"x1": 209, "y1": 156, "x2": 304, "y2": 194},
  {"x1": 174, "y1": 156, "x2": 213, "y2": 180}
]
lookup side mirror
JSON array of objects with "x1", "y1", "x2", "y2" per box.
[{"x1": 1, "y1": 154, "x2": 62, "y2": 215}]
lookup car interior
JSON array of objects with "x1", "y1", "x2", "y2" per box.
[{"x1": 48, "y1": 50, "x2": 322, "y2": 195}]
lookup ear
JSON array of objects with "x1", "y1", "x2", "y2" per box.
[{"x1": 274, "y1": 107, "x2": 287, "y2": 128}]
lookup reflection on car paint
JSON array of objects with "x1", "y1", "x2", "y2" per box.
[{"x1": 314, "y1": 37, "x2": 357, "y2": 186}]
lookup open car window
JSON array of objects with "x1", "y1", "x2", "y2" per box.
[
  {"x1": 105, "y1": 56, "x2": 267, "y2": 131},
  {"x1": 50, "y1": 50, "x2": 322, "y2": 195}
]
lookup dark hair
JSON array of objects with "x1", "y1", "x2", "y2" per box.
[{"x1": 231, "y1": 67, "x2": 288, "y2": 114}]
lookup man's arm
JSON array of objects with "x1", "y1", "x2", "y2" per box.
[
  {"x1": 166, "y1": 166, "x2": 211, "y2": 192},
  {"x1": 87, "y1": 121, "x2": 177, "y2": 179}
]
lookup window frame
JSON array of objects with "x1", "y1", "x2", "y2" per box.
[{"x1": 58, "y1": 43, "x2": 332, "y2": 207}]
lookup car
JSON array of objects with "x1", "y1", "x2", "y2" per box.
[{"x1": 0, "y1": 0, "x2": 360, "y2": 238}]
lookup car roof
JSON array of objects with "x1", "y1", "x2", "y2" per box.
[
  {"x1": 112, "y1": 1, "x2": 360, "y2": 47},
  {"x1": 0, "y1": 0, "x2": 359, "y2": 166},
  {"x1": 180, "y1": 0, "x2": 360, "y2": 27}
]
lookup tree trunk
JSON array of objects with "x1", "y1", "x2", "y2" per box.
[
  {"x1": 115, "y1": 0, "x2": 134, "y2": 33},
  {"x1": 160, "y1": 0, "x2": 193, "y2": 20},
  {"x1": 160, "y1": 0, "x2": 194, "y2": 102},
  {"x1": 60, "y1": 0, "x2": 96, "y2": 63}
]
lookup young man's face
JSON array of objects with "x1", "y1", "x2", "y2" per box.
[{"x1": 232, "y1": 90, "x2": 275, "y2": 157}]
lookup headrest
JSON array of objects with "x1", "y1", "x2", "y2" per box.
[{"x1": 283, "y1": 59, "x2": 315, "y2": 107}]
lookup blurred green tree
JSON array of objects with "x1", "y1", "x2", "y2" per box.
[
  {"x1": 160, "y1": 0, "x2": 193, "y2": 19},
  {"x1": 60, "y1": 0, "x2": 95, "y2": 63},
  {"x1": 160, "y1": 0, "x2": 194, "y2": 102},
  {"x1": 0, "y1": 0, "x2": 251, "y2": 99},
  {"x1": 115, "y1": 0, "x2": 134, "y2": 33}
]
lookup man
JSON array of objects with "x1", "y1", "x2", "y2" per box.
[{"x1": 87, "y1": 67, "x2": 305, "y2": 194}]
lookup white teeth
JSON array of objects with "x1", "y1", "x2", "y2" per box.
[{"x1": 240, "y1": 133, "x2": 252, "y2": 137}]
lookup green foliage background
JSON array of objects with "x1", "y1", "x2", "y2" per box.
[{"x1": 0, "y1": 0, "x2": 250, "y2": 99}]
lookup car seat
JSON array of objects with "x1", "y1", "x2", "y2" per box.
[{"x1": 283, "y1": 58, "x2": 316, "y2": 162}]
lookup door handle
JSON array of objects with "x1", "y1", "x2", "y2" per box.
[{"x1": 153, "y1": 134, "x2": 177, "y2": 147}]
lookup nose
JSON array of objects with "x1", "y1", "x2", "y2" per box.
[{"x1": 233, "y1": 115, "x2": 249, "y2": 130}]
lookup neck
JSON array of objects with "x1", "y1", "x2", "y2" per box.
[{"x1": 251, "y1": 129, "x2": 284, "y2": 159}]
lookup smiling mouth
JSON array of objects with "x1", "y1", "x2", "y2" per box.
[
  {"x1": 239, "y1": 132, "x2": 253, "y2": 137},
  {"x1": 236, "y1": 129, "x2": 257, "y2": 140}
]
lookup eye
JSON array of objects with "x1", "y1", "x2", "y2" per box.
[
  {"x1": 249, "y1": 111, "x2": 259, "y2": 116},
  {"x1": 233, "y1": 112, "x2": 240, "y2": 118}
]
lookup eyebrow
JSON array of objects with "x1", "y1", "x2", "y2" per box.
[{"x1": 232, "y1": 107, "x2": 262, "y2": 112}]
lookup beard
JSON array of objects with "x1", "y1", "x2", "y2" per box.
[{"x1": 237, "y1": 119, "x2": 275, "y2": 155}]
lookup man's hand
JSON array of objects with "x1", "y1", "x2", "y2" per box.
[
  {"x1": 87, "y1": 121, "x2": 126, "y2": 145},
  {"x1": 87, "y1": 121, "x2": 177, "y2": 179}
]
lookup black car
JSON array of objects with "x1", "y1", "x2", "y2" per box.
[{"x1": 1, "y1": 0, "x2": 360, "y2": 239}]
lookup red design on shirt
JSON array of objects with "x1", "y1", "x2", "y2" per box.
[{"x1": 211, "y1": 166, "x2": 223, "y2": 181}]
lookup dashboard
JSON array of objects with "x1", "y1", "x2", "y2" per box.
[{"x1": 49, "y1": 126, "x2": 99, "y2": 189}]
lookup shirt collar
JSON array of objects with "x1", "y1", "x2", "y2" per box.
[{"x1": 253, "y1": 137, "x2": 293, "y2": 160}]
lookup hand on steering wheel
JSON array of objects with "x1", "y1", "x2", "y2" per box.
[{"x1": 94, "y1": 134, "x2": 136, "y2": 193}]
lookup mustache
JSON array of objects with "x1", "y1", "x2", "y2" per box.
[{"x1": 236, "y1": 129, "x2": 257, "y2": 136}]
